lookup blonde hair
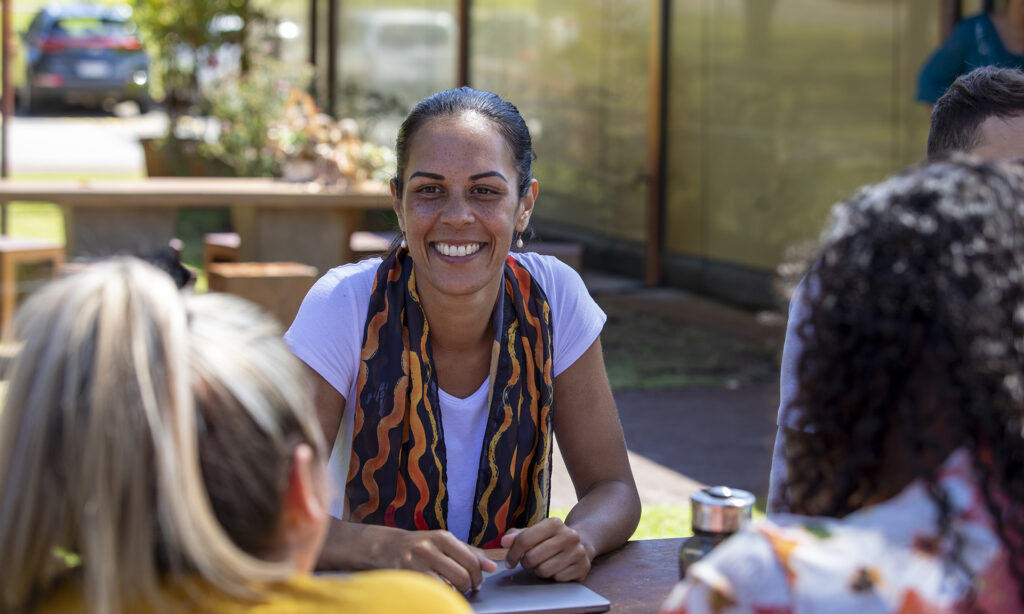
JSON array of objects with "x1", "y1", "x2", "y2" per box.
[{"x1": 0, "y1": 258, "x2": 324, "y2": 613}]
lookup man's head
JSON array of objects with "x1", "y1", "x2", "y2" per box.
[{"x1": 927, "y1": 66, "x2": 1024, "y2": 160}]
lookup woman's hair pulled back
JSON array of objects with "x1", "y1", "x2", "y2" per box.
[{"x1": 394, "y1": 86, "x2": 535, "y2": 198}]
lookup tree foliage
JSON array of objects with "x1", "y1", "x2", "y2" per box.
[{"x1": 131, "y1": 0, "x2": 258, "y2": 118}]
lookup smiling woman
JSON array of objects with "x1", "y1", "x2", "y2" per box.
[{"x1": 285, "y1": 87, "x2": 641, "y2": 592}]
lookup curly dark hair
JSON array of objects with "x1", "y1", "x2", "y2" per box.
[{"x1": 787, "y1": 155, "x2": 1024, "y2": 607}]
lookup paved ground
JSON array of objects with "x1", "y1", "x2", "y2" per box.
[
  {"x1": 6, "y1": 106, "x2": 165, "y2": 176},
  {"x1": 549, "y1": 273, "x2": 786, "y2": 509}
]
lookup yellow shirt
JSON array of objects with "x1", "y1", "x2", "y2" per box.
[{"x1": 35, "y1": 570, "x2": 472, "y2": 614}]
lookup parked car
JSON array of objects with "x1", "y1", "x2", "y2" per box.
[
  {"x1": 18, "y1": 3, "x2": 150, "y2": 113},
  {"x1": 338, "y1": 9, "x2": 455, "y2": 106}
]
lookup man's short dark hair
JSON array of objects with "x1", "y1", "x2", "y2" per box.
[{"x1": 927, "y1": 66, "x2": 1024, "y2": 159}]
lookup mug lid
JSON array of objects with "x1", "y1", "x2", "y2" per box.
[{"x1": 690, "y1": 486, "x2": 755, "y2": 533}]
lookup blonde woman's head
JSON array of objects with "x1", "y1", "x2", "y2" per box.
[{"x1": 0, "y1": 258, "x2": 327, "y2": 613}]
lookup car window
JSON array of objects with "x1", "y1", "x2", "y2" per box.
[
  {"x1": 340, "y1": 20, "x2": 367, "y2": 46},
  {"x1": 377, "y1": 24, "x2": 449, "y2": 48},
  {"x1": 51, "y1": 17, "x2": 134, "y2": 38},
  {"x1": 25, "y1": 13, "x2": 46, "y2": 42}
]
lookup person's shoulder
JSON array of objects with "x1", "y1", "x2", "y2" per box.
[
  {"x1": 298, "y1": 571, "x2": 472, "y2": 613},
  {"x1": 317, "y1": 257, "x2": 382, "y2": 289},
  {"x1": 299, "y1": 258, "x2": 381, "y2": 307},
  {"x1": 956, "y1": 12, "x2": 994, "y2": 35},
  {"x1": 285, "y1": 257, "x2": 382, "y2": 348}
]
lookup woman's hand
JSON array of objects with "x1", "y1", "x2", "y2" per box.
[
  {"x1": 385, "y1": 529, "x2": 498, "y2": 592},
  {"x1": 500, "y1": 518, "x2": 595, "y2": 582},
  {"x1": 318, "y1": 519, "x2": 498, "y2": 592}
]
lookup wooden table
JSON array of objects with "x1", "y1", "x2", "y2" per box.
[
  {"x1": 583, "y1": 538, "x2": 682, "y2": 613},
  {"x1": 0, "y1": 177, "x2": 393, "y2": 273},
  {"x1": 483, "y1": 538, "x2": 683, "y2": 613}
]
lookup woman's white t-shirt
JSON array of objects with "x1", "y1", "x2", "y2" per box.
[{"x1": 284, "y1": 252, "x2": 606, "y2": 542}]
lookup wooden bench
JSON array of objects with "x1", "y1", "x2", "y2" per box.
[
  {"x1": 202, "y1": 231, "x2": 242, "y2": 273},
  {"x1": 205, "y1": 229, "x2": 399, "y2": 274},
  {"x1": 528, "y1": 240, "x2": 583, "y2": 274},
  {"x1": 0, "y1": 178, "x2": 392, "y2": 274},
  {"x1": 0, "y1": 237, "x2": 65, "y2": 337},
  {"x1": 349, "y1": 230, "x2": 398, "y2": 260},
  {"x1": 207, "y1": 261, "x2": 318, "y2": 328}
]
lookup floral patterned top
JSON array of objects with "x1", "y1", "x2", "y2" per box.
[{"x1": 660, "y1": 450, "x2": 1022, "y2": 614}]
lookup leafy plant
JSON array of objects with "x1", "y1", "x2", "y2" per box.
[
  {"x1": 200, "y1": 58, "x2": 307, "y2": 177},
  {"x1": 200, "y1": 60, "x2": 397, "y2": 184}
]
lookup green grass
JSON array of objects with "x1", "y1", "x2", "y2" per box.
[
  {"x1": 6, "y1": 202, "x2": 62, "y2": 239},
  {"x1": 550, "y1": 504, "x2": 692, "y2": 540},
  {"x1": 552, "y1": 498, "x2": 767, "y2": 541}
]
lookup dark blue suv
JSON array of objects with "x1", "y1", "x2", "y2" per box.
[{"x1": 18, "y1": 3, "x2": 150, "y2": 113}]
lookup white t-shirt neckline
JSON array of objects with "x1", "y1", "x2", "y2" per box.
[{"x1": 437, "y1": 378, "x2": 491, "y2": 542}]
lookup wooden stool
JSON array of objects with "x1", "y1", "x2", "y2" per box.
[
  {"x1": 203, "y1": 232, "x2": 241, "y2": 274},
  {"x1": 0, "y1": 237, "x2": 65, "y2": 337},
  {"x1": 528, "y1": 241, "x2": 584, "y2": 274},
  {"x1": 349, "y1": 230, "x2": 398, "y2": 261},
  {"x1": 207, "y1": 261, "x2": 318, "y2": 328}
]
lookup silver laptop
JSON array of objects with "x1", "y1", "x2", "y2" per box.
[{"x1": 465, "y1": 565, "x2": 611, "y2": 614}]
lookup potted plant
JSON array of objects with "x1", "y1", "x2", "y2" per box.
[
  {"x1": 200, "y1": 58, "x2": 306, "y2": 178},
  {"x1": 201, "y1": 60, "x2": 396, "y2": 188}
]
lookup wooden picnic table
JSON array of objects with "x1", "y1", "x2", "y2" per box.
[
  {"x1": 482, "y1": 538, "x2": 683, "y2": 613},
  {"x1": 583, "y1": 538, "x2": 682, "y2": 613},
  {"x1": 0, "y1": 177, "x2": 394, "y2": 273}
]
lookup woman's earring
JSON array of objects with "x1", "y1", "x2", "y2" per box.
[
  {"x1": 516, "y1": 236, "x2": 524, "y2": 249},
  {"x1": 400, "y1": 236, "x2": 407, "y2": 249}
]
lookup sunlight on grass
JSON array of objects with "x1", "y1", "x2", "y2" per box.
[
  {"x1": 6, "y1": 203, "x2": 64, "y2": 241},
  {"x1": 551, "y1": 500, "x2": 768, "y2": 541},
  {"x1": 551, "y1": 504, "x2": 692, "y2": 540}
]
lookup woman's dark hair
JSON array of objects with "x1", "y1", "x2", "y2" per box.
[
  {"x1": 787, "y1": 156, "x2": 1024, "y2": 605},
  {"x1": 393, "y1": 86, "x2": 535, "y2": 199}
]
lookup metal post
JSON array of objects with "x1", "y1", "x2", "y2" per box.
[
  {"x1": 1, "y1": 0, "x2": 12, "y2": 235},
  {"x1": 457, "y1": 0, "x2": 471, "y2": 86},
  {"x1": 941, "y1": 0, "x2": 963, "y2": 40},
  {"x1": 644, "y1": 0, "x2": 669, "y2": 286},
  {"x1": 327, "y1": 0, "x2": 337, "y2": 115},
  {"x1": 307, "y1": 0, "x2": 315, "y2": 100}
]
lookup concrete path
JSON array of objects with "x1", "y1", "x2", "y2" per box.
[
  {"x1": 550, "y1": 383, "x2": 779, "y2": 509},
  {"x1": 5, "y1": 108, "x2": 166, "y2": 176}
]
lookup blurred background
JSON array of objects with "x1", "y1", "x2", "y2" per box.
[
  {"x1": 1, "y1": 0, "x2": 972, "y2": 308},
  {"x1": 0, "y1": 0, "x2": 990, "y2": 534}
]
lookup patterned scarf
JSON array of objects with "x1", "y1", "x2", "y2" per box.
[{"x1": 346, "y1": 246, "x2": 554, "y2": 548}]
